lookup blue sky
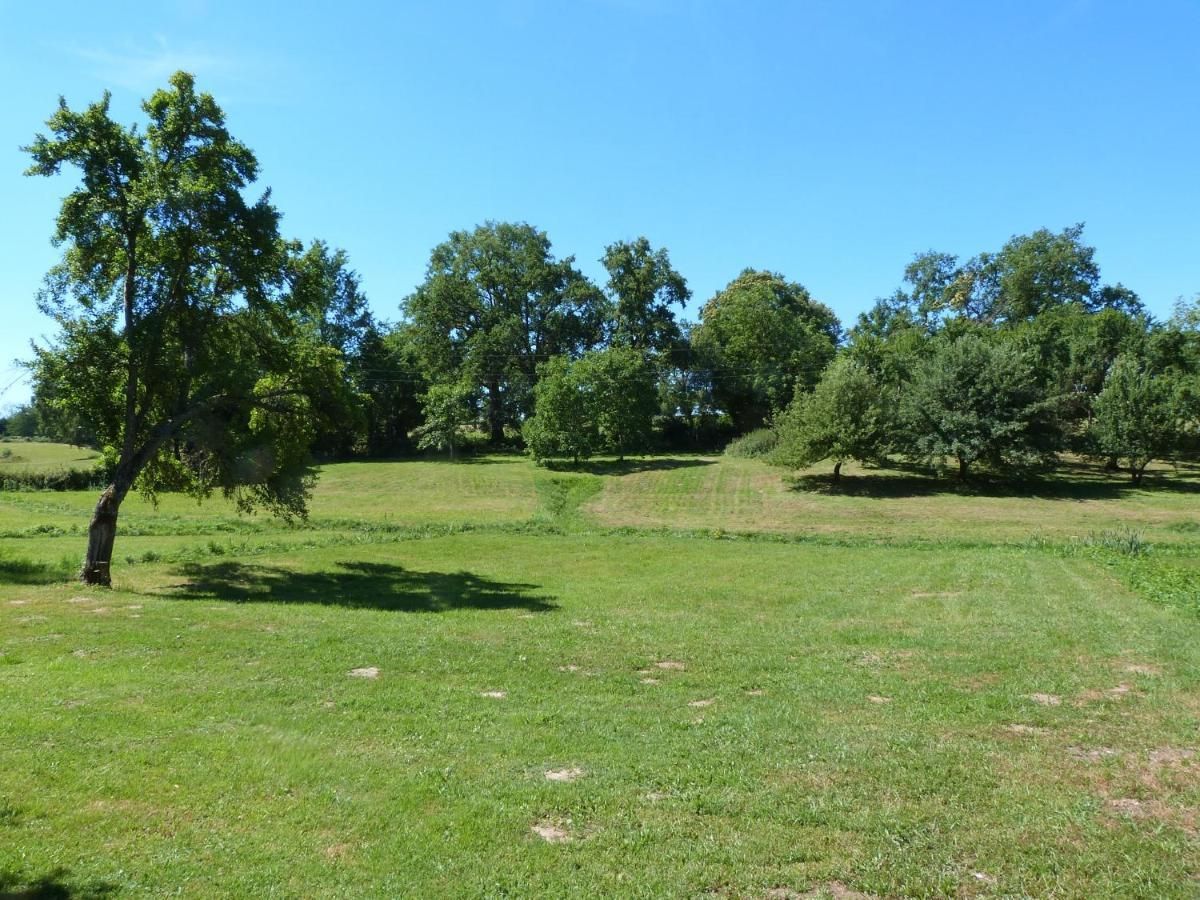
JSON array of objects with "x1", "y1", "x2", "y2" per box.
[{"x1": 2, "y1": 0, "x2": 1198, "y2": 407}]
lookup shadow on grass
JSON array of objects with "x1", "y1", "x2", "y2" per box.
[
  {"x1": 0, "y1": 555, "x2": 73, "y2": 586},
  {"x1": 786, "y1": 459, "x2": 1200, "y2": 500},
  {"x1": 161, "y1": 560, "x2": 557, "y2": 613},
  {"x1": 0, "y1": 868, "x2": 115, "y2": 900},
  {"x1": 542, "y1": 457, "x2": 715, "y2": 476}
]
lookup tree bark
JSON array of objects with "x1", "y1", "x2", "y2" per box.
[
  {"x1": 957, "y1": 456, "x2": 969, "y2": 481},
  {"x1": 81, "y1": 482, "x2": 127, "y2": 586},
  {"x1": 832, "y1": 460, "x2": 842, "y2": 483},
  {"x1": 487, "y1": 378, "x2": 504, "y2": 444}
]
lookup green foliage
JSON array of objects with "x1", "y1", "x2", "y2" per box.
[
  {"x1": 601, "y1": 237, "x2": 689, "y2": 354},
  {"x1": 692, "y1": 270, "x2": 840, "y2": 431},
  {"x1": 413, "y1": 381, "x2": 477, "y2": 459},
  {"x1": 1091, "y1": 355, "x2": 1188, "y2": 483},
  {"x1": 522, "y1": 356, "x2": 597, "y2": 464},
  {"x1": 575, "y1": 347, "x2": 657, "y2": 459},
  {"x1": 902, "y1": 334, "x2": 1063, "y2": 478},
  {"x1": 723, "y1": 427, "x2": 778, "y2": 459},
  {"x1": 403, "y1": 222, "x2": 606, "y2": 441},
  {"x1": 524, "y1": 348, "x2": 657, "y2": 463},
  {"x1": 774, "y1": 355, "x2": 887, "y2": 477},
  {"x1": 24, "y1": 72, "x2": 354, "y2": 581}
]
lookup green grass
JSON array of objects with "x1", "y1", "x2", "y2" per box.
[
  {"x1": 2, "y1": 454, "x2": 1199, "y2": 897},
  {"x1": 0, "y1": 439, "x2": 101, "y2": 474}
]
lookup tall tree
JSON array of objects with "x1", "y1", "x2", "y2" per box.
[
  {"x1": 601, "y1": 237, "x2": 690, "y2": 354},
  {"x1": 691, "y1": 269, "x2": 840, "y2": 432},
  {"x1": 403, "y1": 222, "x2": 606, "y2": 442},
  {"x1": 26, "y1": 72, "x2": 347, "y2": 585}
]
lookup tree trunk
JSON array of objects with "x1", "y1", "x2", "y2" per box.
[
  {"x1": 81, "y1": 483, "x2": 125, "y2": 586},
  {"x1": 832, "y1": 460, "x2": 842, "y2": 483},
  {"x1": 487, "y1": 379, "x2": 504, "y2": 444},
  {"x1": 957, "y1": 456, "x2": 969, "y2": 481},
  {"x1": 1131, "y1": 466, "x2": 1143, "y2": 485}
]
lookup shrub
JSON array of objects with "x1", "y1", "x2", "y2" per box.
[{"x1": 724, "y1": 427, "x2": 779, "y2": 459}]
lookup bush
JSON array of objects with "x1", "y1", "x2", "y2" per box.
[{"x1": 724, "y1": 427, "x2": 779, "y2": 459}]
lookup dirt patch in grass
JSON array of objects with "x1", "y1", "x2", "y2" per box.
[
  {"x1": 348, "y1": 667, "x2": 379, "y2": 679},
  {"x1": 795, "y1": 883, "x2": 877, "y2": 899},
  {"x1": 531, "y1": 819, "x2": 571, "y2": 843},
  {"x1": 640, "y1": 677, "x2": 660, "y2": 685},
  {"x1": 1069, "y1": 746, "x2": 1119, "y2": 763},
  {"x1": 1124, "y1": 663, "x2": 1162, "y2": 676},
  {"x1": 1027, "y1": 693, "x2": 1062, "y2": 706},
  {"x1": 688, "y1": 698, "x2": 715, "y2": 708},
  {"x1": 545, "y1": 767, "x2": 583, "y2": 783},
  {"x1": 480, "y1": 690, "x2": 507, "y2": 699},
  {"x1": 655, "y1": 660, "x2": 686, "y2": 670},
  {"x1": 909, "y1": 591, "x2": 962, "y2": 599},
  {"x1": 867, "y1": 695, "x2": 891, "y2": 704},
  {"x1": 1074, "y1": 683, "x2": 1136, "y2": 705},
  {"x1": 1006, "y1": 724, "x2": 1051, "y2": 736}
]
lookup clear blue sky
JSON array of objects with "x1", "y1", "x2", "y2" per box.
[{"x1": 3, "y1": 0, "x2": 1198, "y2": 407}]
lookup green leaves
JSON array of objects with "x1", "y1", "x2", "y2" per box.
[{"x1": 1091, "y1": 355, "x2": 1189, "y2": 482}]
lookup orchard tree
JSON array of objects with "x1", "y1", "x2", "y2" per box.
[
  {"x1": 901, "y1": 334, "x2": 1062, "y2": 479},
  {"x1": 412, "y1": 381, "x2": 476, "y2": 459},
  {"x1": 26, "y1": 72, "x2": 347, "y2": 585},
  {"x1": 523, "y1": 348, "x2": 657, "y2": 463},
  {"x1": 522, "y1": 356, "x2": 597, "y2": 464},
  {"x1": 691, "y1": 270, "x2": 840, "y2": 431},
  {"x1": 774, "y1": 355, "x2": 887, "y2": 481},
  {"x1": 575, "y1": 347, "x2": 658, "y2": 460},
  {"x1": 601, "y1": 237, "x2": 689, "y2": 354},
  {"x1": 1091, "y1": 355, "x2": 1187, "y2": 484},
  {"x1": 404, "y1": 222, "x2": 606, "y2": 442}
]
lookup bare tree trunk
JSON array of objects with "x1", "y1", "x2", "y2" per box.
[
  {"x1": 957, "y1": 456, "x2": 969, "y2": 481},
  {"x1": 832, "y1": 460, "x2": 842, "y2": 483},
  {"x1": 81, "y1": 483, "x2": 125, "y2": 586}
]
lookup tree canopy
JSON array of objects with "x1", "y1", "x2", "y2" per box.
[{"x1": 26, "y1": 71, "x2": 349, "y2": 584}]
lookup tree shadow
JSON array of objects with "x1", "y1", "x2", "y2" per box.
[
  {"x1": 0, "y1": 556, "x2": 73, "y2": 586},
  {"x1": 542, "y1": 457, "x2": 715, "y2": 476},
  {"x1": 786, "y1": 459, "x2": 1200, "y2": 500},
  {"x1": 158, "y1": 560, "x2": 557, "y2": 613},
  {"x1": 0, "y1": 869, "x2": 115, "y2": 900}
]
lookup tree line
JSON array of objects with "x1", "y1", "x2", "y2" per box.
[{"x1": 11, "y1": 72, "x2": 1200, "y2": 581}]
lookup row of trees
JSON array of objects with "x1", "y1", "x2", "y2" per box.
[
  {"x1": 15, "y1": 72, "x2": 1200, "y2": 581},
  {"x1": 773, "y1": 241, "x2": 1200, "y2": 483}
]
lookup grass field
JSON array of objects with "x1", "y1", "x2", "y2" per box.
[
  {"x1": 2, "y1": 453, "x2": 1199, "y2": 897},
  {"x1": 0, "y1": 439, "x2": 101, "y2": 475}
]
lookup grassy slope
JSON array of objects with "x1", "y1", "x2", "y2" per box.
[
  {"x1": 0, "y1": 440, "x2": 100, "y2": 474},
  {"x1": 2, "y1": 454, "x2": 1199, "y2": 897},
  {"x1": 586, "y1": 456, "x2": 1200, "y2": 544}
]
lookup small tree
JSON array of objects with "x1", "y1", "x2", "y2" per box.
[
  {"x1": 522, "y1": 357, "x2": 597, "y2": 464},
  {"x1": 1091, "y1": 355, "x2": 1185, "y2": 484},
  {"x1": 575, "y1": 348, "x2": 657, "y2": 460},
  {"x1": 774, "y1": 356, "x2": 886, "y2": 481},
  {"x1": 901, "y1": 334, "x2": 1062, "y2": 479},
  {"x1": 413, "y1": 381, "x2": 476, "y2": 459}
]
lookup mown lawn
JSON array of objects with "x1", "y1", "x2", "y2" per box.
[
  {"x1": 2, "y1": 454, "x2": 1198, "y2": 897},
  {"x1": 0, "y1": 440, "x2": 101, "y2": 475}
]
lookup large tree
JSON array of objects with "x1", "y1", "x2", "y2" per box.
[
  {"x1": 601, "y1": 237, "x2": 690, "y2": 355},
  {"x1": 403, "y1": 222, "x2": 606, "y2": 442},
  {"x1": 26, "y1": 72, "x2": 346, "y2": 585},
  {"x1": 691, "y1": 269, "x2": 840, "y2": 432}
]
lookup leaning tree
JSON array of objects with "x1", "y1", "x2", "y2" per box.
[{"x1": 26, "y1": 72, "x2": 348, "y2": 585}]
